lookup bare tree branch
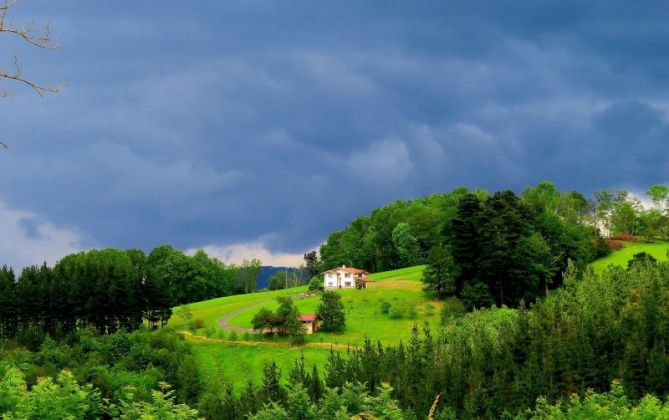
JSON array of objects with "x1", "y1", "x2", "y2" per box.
[
  {"x1": 0, "y1": 0, "x2": 63, "y2": 147},
  {"x1": 0, "y1": 54, "x2": 64, "y2": 96},
  {"x1": 0, "y1": 0, "x2": 58, "y2": 49}
]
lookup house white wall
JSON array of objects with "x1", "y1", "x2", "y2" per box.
[{"x1": 324, "y1": 269, "x2": 356, "y2": 289}]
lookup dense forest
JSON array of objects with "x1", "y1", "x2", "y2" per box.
[
  {"x1": 321, "y1": 182, "x2": 669, "y2": 308},
  {"x1": 0, "y1": 245, "x2": 262, "y2": 339},
  {"x1": 320, "y1": 182, "x2": 669, "y2": 275}
]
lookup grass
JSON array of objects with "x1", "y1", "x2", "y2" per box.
[
  {"x1": 590, "y1": 241, "x2": 669, "y2": 273},
  {"x1": 170, "y1": 264, "x2": 438, "y2": 392},
  {"x1": 168, "y1": 286, "x2": 306, "y2": 329},
  {"x1": 191, "y1": 341, "x2": 332, "y2": 392},
  {"x1": 173, "y1": 265, "x2": 434, "y2": 387},
  {"x1": 227, "y1": 286, "x2": 439, "y2": 346}
]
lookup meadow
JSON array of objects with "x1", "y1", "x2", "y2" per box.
[
  {"x1": 171, "y1": 265, "x2": 438, "y2": 388},
  {"x1": 590, "y1": 241, "x2": 669, "y2": 273}
]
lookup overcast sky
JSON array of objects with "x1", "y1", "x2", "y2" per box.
[{"x1": 1, "y1": 1, "x2": 669, "y2": 268}]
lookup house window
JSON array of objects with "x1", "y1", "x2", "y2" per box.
[
  {"x1": 345, "y1": 281, "x2": 351, "y2": 287},
  {"x1": 345, "y1": 273, "x2": 351, "y2": 278}
]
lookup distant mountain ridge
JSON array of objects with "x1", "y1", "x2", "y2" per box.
[{"x1": 256, "y1": 266, "x2": 294, "y2": 290}]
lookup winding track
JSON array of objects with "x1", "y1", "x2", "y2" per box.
[
  {"x1": 217, "y1": 292, "x2": 310, "y2": 333},
  {"x1": 217, "y1": 299, "x2": 271, "y2": 333}
]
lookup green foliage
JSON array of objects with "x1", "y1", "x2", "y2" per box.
[
  {"x1": 389, "y1": 306, "x2": 403, "y2": 320},
  {"x1": 627, "y1": 251, "x2": 658, "y2": 269},
  {"x1": 251, "y1": 297, "x2": 306, "y2": 342},
  {"x1": 0, "y1": 245, "x2": 247, "y2": 340},
  {"x1": 308, "y1": 276, "x2": 322, "y2": 291},
  {"x1": 304, "y1": 251, "x2": 320, "y2": 278},
  {"x1": 392, "y1": 222, "x2": 421, "y2": 267},
  {"x1": 319, "y1": 189, "x2": 471, "y2": 272},
  {"x1": 109, "y1": 382, "x2": 199, "y2": 419},
  {"x1": 317, "y1": 291, "x2": 346, "y2": 332},
  {"x1": 380, "y1": 300, "x2": 392, "y2": 314},
  {"x1": 524, "y1": 380, "x2": 669, "y2": 419},
  {"x1": 422, "y1": 247, "x2": 460, "y2": 298},
  {"x1": 268, "y1": 271, "x2": 287, "y2": 291},
  {"x1": 233, "y1": 258, "x2": 263, "y2": 294},
  {"x1": 0, "y1": 368, "x2": 102, "y2": 419},
  {"x1": 439, "y1": 297, "x2": 465, "y2": 324},
  {"x1": 446, "y1": 185, "x2": 603, "y2": 308}
]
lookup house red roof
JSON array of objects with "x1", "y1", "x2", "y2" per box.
[
  {"x1": 322, "y1": 266, "x2": 369, "y2": 275},
  {"x1": 298, "y1": 314, "x2": 319, "y2": 322}
]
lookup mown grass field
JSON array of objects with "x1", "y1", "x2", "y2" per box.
[
  {"x1": 226, "y1": 266, "x2": 438, "y2": 346},
  {"x1": 590, "y1": 241, "x2": 669, "y2": 273},
  {"x1": 168, "y1": 286, "x2": 306, "y2": 330}
]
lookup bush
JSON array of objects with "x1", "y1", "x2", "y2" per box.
[
  {"x1": 389, "y1": 306, "x2": 404, "y2": 320},
  {"x1": 243, "y1": 332, "x2": 251, "y2": 341},
  {"x1": 606, "y1": 239, "x2": 623, "y2": 251},
  {"x1": 407, "y1": 305, "x2": 418, "y2": 320},
  {"x1": 308, "y1": 276, "x2": 322, "y2": 292},
  {"x1": 189, "y1": 319, "x2": 205, "y2": 330},
  {"x1": 424, "y1": 303, "x2": 436, "y2": 317},
  {"x1": 228, "y1": 331, "x2": 238, "y2": 341},
  {"x1": 380, "y1": 301, "x2": 392, "y2": 314}
]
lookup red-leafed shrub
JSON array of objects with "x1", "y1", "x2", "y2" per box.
[
  {"x1": 609, "y1": 234, "x2": 644, "y2": 242},
  {"x1": 606, "y1": 239, "x2": 623, "y2": 251}
]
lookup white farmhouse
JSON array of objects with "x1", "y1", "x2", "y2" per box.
[{"x1": 322, "y1": 265, "x2": 375, "y2": 289}]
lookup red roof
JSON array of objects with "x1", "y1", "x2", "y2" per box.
[
  {"x1": 298, "y1": 314, "x2": 319, "y2": 322},
  {"x1": 323, "y1": 266, "x2": 369, "y2": 275}
]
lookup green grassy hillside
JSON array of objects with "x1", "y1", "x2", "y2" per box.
[
  {"x1": 171, "y1": 265, "x2": 432, "y2": 390},
  {"x1": 168, "y1": 286, "x2": 306, "y2": 330},
  {"x1": 591, "y1": 242, "x2": 669, "y2": 273},
  {"x1": 192, "y1": 341, "x2": 333, "y2": 392}
]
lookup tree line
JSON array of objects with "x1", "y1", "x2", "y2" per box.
[
  {"x1": 0, "y1": 245, "x2": 262, "y2": 338},
  {"x1": 319, "y1": 182, "x2": 669, "y2": 281}
]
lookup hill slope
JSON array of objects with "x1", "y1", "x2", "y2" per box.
[{"x1": 590, "y1": 241, "x2": 669, "y2": 273}]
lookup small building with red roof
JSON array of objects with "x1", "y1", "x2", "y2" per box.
[{"x1": 298, "y1": 314, "x2": 321, "y2": 334}]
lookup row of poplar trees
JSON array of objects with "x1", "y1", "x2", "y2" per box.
[{"x1": 0, "y1": 245, "x2": 251, "y2": 338}]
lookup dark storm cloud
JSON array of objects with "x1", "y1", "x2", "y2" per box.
[{"x1": 2, "y1": 0, "x2": 669, "y2": 262}]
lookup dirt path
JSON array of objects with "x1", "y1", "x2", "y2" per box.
[
  {"x1": 217, "y1": 298, "x2": 271, "y2": 333},
  {"x1": 180, "y1": 330, "x2": 357, "y2": 351},
  {"x1": 217, "y1": 292, "x2": 316, "y2": 333}
]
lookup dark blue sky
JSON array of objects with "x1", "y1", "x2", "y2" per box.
[{"x1": 1, "y1": 1, "x2": 668, "y2": 267}]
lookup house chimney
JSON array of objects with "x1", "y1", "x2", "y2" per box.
[{"x1": 342, "y1": 265, "x2": 346, "y2": 269}]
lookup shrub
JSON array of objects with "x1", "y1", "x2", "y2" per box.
[
  {"x1": 243, "y1": 332, "x2": 251, "y2": 341},
  {"x1": 190, "y1": 319, "x2": 205, "y2": 330},
  {"x1": 407, "y1": 305, "x2": 418, "y2": 320},
  {"x1": 228, "y1": 331, "x2": 238, "y2": 341},
  {"x1": 389, "y1": 306, "x2": 403, "y2": 320},
  {"x1": 380, "y1": 301, "x2": 392, "y2": 314},
  {"x1": 424, "y1": 303, "x2": 436, "y2": 317},
  {"x1": 440, "y1": 297, "x2": 466, "y2": 324},
  {"x1": 606, "y1": 239, "x2": 623, "y2": 251},
  {"x1": 308, "y1": 276, "x2": 322, "y2": 292}
]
